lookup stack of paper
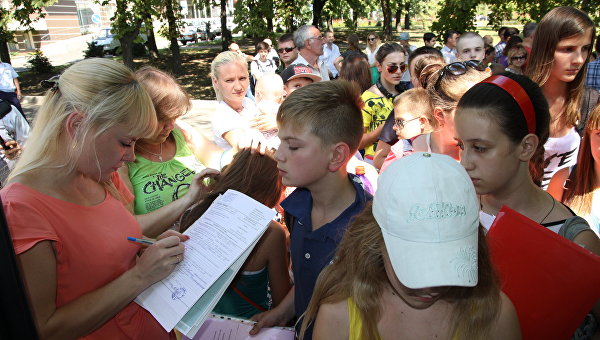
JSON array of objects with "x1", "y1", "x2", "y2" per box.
[
  {"x1": 183, "y1": 314, "x2": 294, "y2": 340},
  {"x1": 135, "y1": 190, "x2": 276, "y2": 338}
]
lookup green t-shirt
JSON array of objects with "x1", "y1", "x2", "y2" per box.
[
  {"x1": 128, "y1": 128, "x2": 205, "y2": 214},
  {"x1": 361, "y1": 90, "x2": 394, "y2": 157}
]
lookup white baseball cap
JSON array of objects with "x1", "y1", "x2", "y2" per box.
[{"x1": 373, "y1": 152, "x2": 480, "y2": 289}]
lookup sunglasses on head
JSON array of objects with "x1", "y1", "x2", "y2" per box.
[
  {"x1": 387, "y1": 63, "x2": 407, "y2": 74},
  {"x1": 434, "y1": 60, "x2": 488, "y2": 91},
  {"x1": 393, "y1": 116, "x2": 420, "y2": 129},
  {"x1": 277, "y1": 47, "x2": 295, "y2": 53},
  {"x1": 511, "y1": 55, "x2": 526, "y2": 61}
]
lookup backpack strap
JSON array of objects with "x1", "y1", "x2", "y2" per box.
[{"x1": 577, "y1": 87, "x2": 600, "y2": 135}]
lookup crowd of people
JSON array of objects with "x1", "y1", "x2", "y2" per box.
[{"x1": 2, "y1": 5, "x2": 600, "y2": 340}]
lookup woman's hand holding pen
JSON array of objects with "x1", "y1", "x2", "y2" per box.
[{"x1": 132, "y1": 230, "x2": 190, "y2": 287}]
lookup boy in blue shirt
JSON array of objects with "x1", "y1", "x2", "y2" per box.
[{"x1": 250, "y1": 80, "x2": 372, "y2": 337}]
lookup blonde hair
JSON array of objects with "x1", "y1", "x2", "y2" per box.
[
  {"x1": 506, "y1": 43, "x2": 527, "y2": 66},
  {"x1": 135, "y1": 66, "x2": 191, "y2": 121},
  {"x1": 8, "y1": 58, "x2": 156, "y2": 190},
  {"x1": 300, "y1": 203, "x2": 501, "y2": 339},
  {"x1": 393, "y1": 88, "x2": 434, "y2": 125},
  {"x1": 210, "y1": 51, "x2": 249, "y2": 101},
  {"x1": 526, "y1": 6, "x2": 596, "y2": 126},
  {"x1": 424, "y1": 63, "x2": 491, "y2": 129}
]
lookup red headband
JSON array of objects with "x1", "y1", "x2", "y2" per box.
[{"x1": 481, "y1": 75, "x2": 536, "y2": 134}]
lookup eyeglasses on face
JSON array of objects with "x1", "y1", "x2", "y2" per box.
[
  {"x1": 277, "y1": 47, "x2": 295, "y2": 53},
  {"x1": 394, "y1": 116, "x2": 420, "y2": 129},
  {"x1": 308, "y1": 36, "x2": 324, "y2": 41},
  {"x1": 511, "y1": 55, "x2": 527, "y2": 61},
  {"x1": 434, "y1": 60, "x2": 488, "y2": 92},
  {"x1": 386, "y1": 63, "x2": 408, "y2": 74}
]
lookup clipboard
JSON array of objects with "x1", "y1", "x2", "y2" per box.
[{"x1": 183, "y1": 313, "x2": 295, "y2": 340}]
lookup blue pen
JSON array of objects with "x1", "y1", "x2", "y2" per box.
[{"x1": 127, "y1": 237, "x2": 155, "y2": 245}]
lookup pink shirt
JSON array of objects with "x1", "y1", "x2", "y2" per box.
[{"x1": 2, "y1": 173, "x2": 174, "y2": 340}]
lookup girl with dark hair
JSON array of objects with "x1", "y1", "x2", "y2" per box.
[
  {"x1": 359, "y1": 43, "x2": 406, "y2": 163},
  {"x1": 300, "y1": 153, "x2": 520, "y2": 340},
  {"x1": 549, "y1": 103, "x2": 600, "y2": 235},
  {"x1": 179, "y1": 149, "x2": 290, "y2": 319},
  {"x1": 455, "y1": 71, "x2": 600, "y2": 338},
  {"x1": 526, "y1": 6, "x2": 596, "y2": 189},
  {"x1": 339, "y1": 54, "x2": 372, "y2": 93}
]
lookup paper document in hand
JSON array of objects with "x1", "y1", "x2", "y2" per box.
[
  {"x1": 135, "y1": 190, "x2": 276, "y2": 332},
  {"x1": 183, "y1": 314, "x2": 295, "y2": 340}
]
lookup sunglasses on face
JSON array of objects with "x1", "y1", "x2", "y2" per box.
[
  {"x1": 394, "y1": 116, "x2": 420, "y2": 129},
  {"x1": 434, "y1": 60, "x2": 488, "y2": 92},
  {"x1": 511, "y1": 55, "x2": 527, "y2": 61},
  {"x1": 277, "y1": 47, "x2": 295, "y2": 53},
  {"x1": 368, "y1": 37, "x2": 377, "y2": 41},
  {"x1": 387, "y1": 63, "x2": 408, "y2": 74}
]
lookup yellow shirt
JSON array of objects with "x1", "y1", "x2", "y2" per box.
[{"x1": 360, "y1": 90, "x2": 394, "y2": 158}]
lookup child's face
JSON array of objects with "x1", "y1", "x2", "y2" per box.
[
  {"x1": 258, "y1": 48, "x2": 269, "y2": 61},
  {"x1": 550, "y1": 28, "x2": 593, "y2": 83},
  {"x1": 454, "y1": 108, "x2": 522, "y2": 196},
  {"x1": 457, "y1": 37, "x2": 485, "y2": 62},
  {"x1": 393, "y1": 107, "x2": 424, "y2": 140},
  {"x1": 274, "y1": 124, "x2": 330, "y2": 188},
  {"x1": 283, "y1": 77, "x2": 313, "y2": 97}
]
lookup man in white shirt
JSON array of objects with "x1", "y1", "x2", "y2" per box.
[
  {"x1": 319, "y1": 31, "x2": 340, "y2": 79},
  {"x1": 291, "y1": 25, "x2": 329, "y2": 81},
  {"x1": 0, "y1": 62, "x2": 24, "y2": 115},
  {"x1": 441, "y1": 30, "x2": 460, "y2": 64},
  {"x1": 398, "y1": 32, "x2": 417, "y2": 90}
]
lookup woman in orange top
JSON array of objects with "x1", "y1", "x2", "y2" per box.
[{"x1": 1, "y1": 59, "x2": 206, "y2": 339}]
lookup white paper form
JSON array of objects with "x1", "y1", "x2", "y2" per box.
[
  {"x1": 135, "y1": 190, "x2": 276, "y2": 332},
  {"x1": 183, "y1": 314, "x2": 295, "y2": 340},
  {"x1": 176, "y1": 239, "x2": 257, "y2": 337}
]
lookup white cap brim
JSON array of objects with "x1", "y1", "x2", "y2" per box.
[{"x1": 382, "y1": 227, "x2": 479, "y2": 289}]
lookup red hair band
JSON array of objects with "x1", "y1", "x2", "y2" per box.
[{"x1": 481, "y1": 75, "x2": 536, "y2": 134}]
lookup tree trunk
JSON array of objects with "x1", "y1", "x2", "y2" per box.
[
  {"x1": 327, "y1": 16, "x2": 333, "y2": 32},
  {"x1": 394, "y1": 7, "x2": 402, "y2": 30},
  {"x1": 380, "y1": 0, "x2": 392, "y2": 41},
  {"x1": 284, "y1": 0, "x2": 295, "y2": 31},
  {"x1": 403, "y1": 2, "x2": 411, "y2": 30},
  {"x1": 221, "y1": 0, "x2": 232, "y2": 51},
  {"x1": 120, "y1": 29, "x2": 138, "y2": 69},
  {"x1": 311, "y1": 0, "x2": 327, "y2": 28},
  {"x1": 0, "y1": 39, "x2": 11, "y2": 64},
  {"x1": 144, "y1": 18, "x2": 160, "y2": 60},
  {"x1": 352, "y1": 11, "x2": 358, "y2": 31},
  {"x1": 265, "y1": 0, "x2": 274, "y2": 32},
  {"x1": 165, "y1": 0, "x2": 182, "y2": 74}
]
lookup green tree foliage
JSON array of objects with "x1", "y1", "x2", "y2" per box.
[
  {"x1": 430, "y1": 0, "x2": 478, "y2": 40},
  {"x1": 232, "y1": 0, "x2": 274, "y2": 38},
  {"x1": 101, "y1": 0, "x2": 152, "y2": 69},
  {"x1": 486, "y1": 0, "x2": 600, "y2": 26},
  {"x1": 0, "y1": 0, "x2": 57, "y2": 64}
]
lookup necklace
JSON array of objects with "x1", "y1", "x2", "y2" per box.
[
  {"x1": 480, "y1": 192, "x2": 556, "y2": 224},
  {"x1": 139, "y1": 142, "x2": 164, "y2": 162},
  {"x1": 376, "y1": 79, "x2": 400, "y2": 99},
  {"x1": 539, "y1": 193, "x2": 556, "y2": 224}
]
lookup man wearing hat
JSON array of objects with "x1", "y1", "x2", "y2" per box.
[
  {"x1": 280, "y1": 63, "x2": 322, "y2": 98},
  {"x1": 398, "y1": 32, "x2": 416, "y2": 90}
]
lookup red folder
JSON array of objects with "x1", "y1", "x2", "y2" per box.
[{"x1": 487, "y1": 205, "x2": 600, "y2": 340}]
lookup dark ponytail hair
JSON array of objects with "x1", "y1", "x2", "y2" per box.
[
  {"x1": 375, "y1": 42, "x2": 406, "y2": 64},
  {"x1": 457, "y1": 72, "x2": 550, "y2": 186}
]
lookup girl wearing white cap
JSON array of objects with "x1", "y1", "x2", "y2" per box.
[{"x1": 299, "y1": 152, "x2": 521, "y2": 339}]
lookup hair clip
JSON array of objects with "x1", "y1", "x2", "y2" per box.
[{"x1": 39, "y1": 75, "x2": 60, "y2": 92}]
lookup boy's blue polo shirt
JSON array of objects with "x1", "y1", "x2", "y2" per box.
[{"x1": 280, "y1": 174, "x2": 372, "y2": 319}]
